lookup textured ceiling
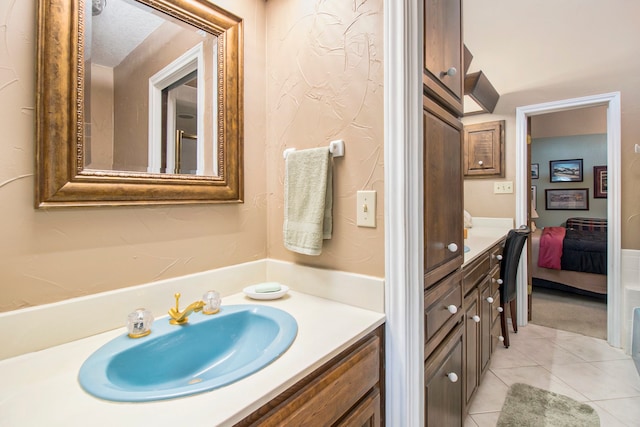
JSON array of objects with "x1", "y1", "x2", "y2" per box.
[{"x1": 89, "y1": 0, "x2": 165, "y2": 68}]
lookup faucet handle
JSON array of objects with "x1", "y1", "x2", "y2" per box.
[
  {"x1": 203, "y1": 290, "x2": 221, "y2": 315},
  {"x1": 127, "y1": 308, "x2": 154, "y2": 338}
]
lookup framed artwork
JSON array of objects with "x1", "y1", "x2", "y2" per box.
[
  {"x1": 549, "y1": 159, "x2": 583, "y2": 182},
  {"x1": 531, "y1": 163, "x2": 539, "y2": 179},
  {"x1": 531, "y1": 185, "x2": 537, "y2": 210},
  {"x1": 545, "y1": 188, "x2": 589, "y2": 210},
  {"x1": 594, "y1": 165, "x2": 607, "y2": 198}
]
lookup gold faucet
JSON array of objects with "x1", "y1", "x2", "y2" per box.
[{"x1": 168, "y1": 293, "x2": 205, "y2": 325}]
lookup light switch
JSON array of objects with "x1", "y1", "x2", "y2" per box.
[{"x1": 357, "y1": 191, "x2": 376, "y2": 228}]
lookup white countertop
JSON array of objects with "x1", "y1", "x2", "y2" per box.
[
  {"x1": 463, "y1": 218, "x2": 514, "y2": 266},
  {"x1": 0, "y1": 291, "x2": 385, "y2": 427}
]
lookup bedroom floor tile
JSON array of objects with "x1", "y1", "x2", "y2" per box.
[{"x1": 471, "y1": 324, "x2": 639, "y2": 426}]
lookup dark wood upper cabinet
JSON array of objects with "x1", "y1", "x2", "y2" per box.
[
  {"x1": 423, "y1": 0, "x2": 463, "y2": 115},
  {"x1": 463, "y1": 120, "x2": 505, "y2": 178}
]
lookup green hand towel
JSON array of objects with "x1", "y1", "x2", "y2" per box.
[{"x1": 284, "y1": 147, "x2": 333, "y2": 255}]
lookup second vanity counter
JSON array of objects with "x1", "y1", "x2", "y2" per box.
[
  {"x1": 463, "y1": 217, "x2": 514, "y2": 267},
  {"x1": 0, "y1": 290, "x2": 384, "y2": 427}
]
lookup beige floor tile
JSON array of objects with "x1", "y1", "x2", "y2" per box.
[
  {"x1": 590, "y1": 359, "x2": 640, "y2": 390},
  {"x1": 507, "y1": 336, "x2": 586, "y2": 368},
  {"x1": 591, "y1": 396, "x2": 640, "y2": 426},
  {"x1": 489, "y1": 345, "x2": 538, "y2": 369},
  {"x1": 469, "y1": 411, "x2": 500, "y2": 427},
  {"x1": 464, "y1": 415, "x2": 480, "y2": 427},
  {"x1": 548, "y1": 362, "x2": 640, "y2": 401},
  {"x1": 491, "y1": 365, "x2": 589, "y2": 402},
  {"x1": 471, "y1": 323, "x2": 639, "y2": 426},
  {"x1": 467, "y1": 370, "x2": 509, "y2": 414},
  {"x1": 555, "y1": 335, "x2": 629, "y2": 362}
]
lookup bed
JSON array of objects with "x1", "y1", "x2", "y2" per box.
[{"x1": 531, "y1": 217, "x2": 607, "y2": 296}]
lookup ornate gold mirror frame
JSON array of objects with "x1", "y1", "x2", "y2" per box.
[{"x1": 36, "y1": 0, "x2": 243, "y2": 207}]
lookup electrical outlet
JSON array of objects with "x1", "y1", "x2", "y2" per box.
[
  {"x1": 494, "y1": 181, "x2": 514, "y2": 194},
  {"x1": 357, "y1": 191, "x2": 376, "y2": 227}
]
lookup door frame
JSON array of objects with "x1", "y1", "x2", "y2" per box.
[{"x1": 515, "y1": 92, "x2": 621, "y2": 347}]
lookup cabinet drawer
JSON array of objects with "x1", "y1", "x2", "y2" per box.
[
  {"x1": 235, "y1": 332, "x2": 380, "y2": 427},
  {"x1": 335, "y1": 388, "x2": 381, "y2": 427},
  {"x1": 425, "y1": 271, "x2": 463, "y2": 344},
  {"x1": 463, "y1": 253, "x2": 490, "y2": 295}
]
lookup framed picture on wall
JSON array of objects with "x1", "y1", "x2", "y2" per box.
[
  {"x1": 594, "y1": 165, "x2": 607, "y2": 198},
  {"x1": 531, "y1": 163, "x2": 539, "y2": 179},
  {"x1": 545, "y1": 188, "x2": 589, "y2": 210},
  {"x1": 550, "y1": 159, "x2": 583, "y2": 182}
]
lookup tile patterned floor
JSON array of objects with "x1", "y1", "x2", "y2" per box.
[{"x1": 465, "y1": 324, "x2": 640, "y2": 427}]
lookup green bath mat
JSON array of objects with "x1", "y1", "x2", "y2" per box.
[{"x1": 497, "y1": 383, "x2": 599, "y2": 427}]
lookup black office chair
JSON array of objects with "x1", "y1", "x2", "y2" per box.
[{"x1": 498, "y1": 226, "x2": 531, "y2": 348}]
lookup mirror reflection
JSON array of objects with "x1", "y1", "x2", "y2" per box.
[{"x1": 85, "y1": 0, "x2": 217, "y2": 176}]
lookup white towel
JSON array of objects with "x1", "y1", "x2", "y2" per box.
[{"x1": 283, "y1": 147, "x2": 333, "y2": 255}]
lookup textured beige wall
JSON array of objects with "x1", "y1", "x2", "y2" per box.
[
  {"x1": 0, "y1": 0, "x2": 385, "y2": 312},
  {"x1": 87, "y1": 63, "x2": 114, "y2": 170},
  {"x1": 265, "y1": 0, "x2": 385, "y2": 276},
  {"x1": 0, "y1": 0, "x2": 268, "y2": 312}
]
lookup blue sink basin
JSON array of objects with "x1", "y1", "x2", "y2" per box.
[{"x1": 79, "y1": 304, "x2": 297, "y2": 402}]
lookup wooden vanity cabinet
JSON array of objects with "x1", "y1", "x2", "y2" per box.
[
  {"x1": 423, "y1": 0, "x2": 464, "y2": 115},
  {"x1": 234, "y1": 327, "x2": 383, "y2": 427}
]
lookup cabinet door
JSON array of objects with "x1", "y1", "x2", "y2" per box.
[
  {"x1": 423, "y1": 99, "x2": 463, "y2": 287},
  {"x1": 423, "y1": 0, "x2": 463, "y2": 113},
  {"x1": 425, "y1": 324, "x2": 463, "y2": 427}
]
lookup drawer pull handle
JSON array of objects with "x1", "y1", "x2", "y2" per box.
[
  {"x1": 471, "y1": 315, "x2": 481, "y2": 323},
  {"x1": 494, "y1": 254, "x2": 503, "y2": 261},
  {"x1": 443, "y1": 67, "x2": 457, "y2": 77},
  {"x1": 498, "y1": 335, "x2": 505, "y2": 342},
  {"x1": 496, "y1": 279, "x2": 503, "y2": 285},
  {"x1": 478, "y1": 160, "x2": 483, "y2": 165},
  {"x1": 447, "y1": 243, "x2": 458, "y2": 253},
  {"x1": 446, "y1": 372, "x2": 459, "y2": 383},
  {"x1": 486, "y1": 296, "x2": 494, "y2": 304},
  {"x1": 497, "y1": 306, "x2": 504, "y2": 313},
  {"x1": 446, "y1": 304, "x2": 458, "y2": 314}
]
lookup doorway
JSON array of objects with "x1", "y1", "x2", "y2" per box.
[{"x1": 515, "y1": 92, "x2": 621, "y2": 347}]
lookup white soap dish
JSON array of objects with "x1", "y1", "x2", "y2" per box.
[{"x1": 243, "y1": 284, "x2": 289, "y2": 300}]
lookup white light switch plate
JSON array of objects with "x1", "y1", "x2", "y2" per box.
[
  {"x1": 357, "y1": 191, "x2": 376, "y2": 228},
  {"x1": 493, "y1": 181, "x2": 514, "y2": 194}
]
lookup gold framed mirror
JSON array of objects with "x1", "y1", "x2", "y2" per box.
[{"x1": 36, "y1": 0, "x2": 243, "y2": 207}]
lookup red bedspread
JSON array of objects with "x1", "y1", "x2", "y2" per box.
[{"x1": 538, "y1": 226, "x2": 566, "y2": 270}]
